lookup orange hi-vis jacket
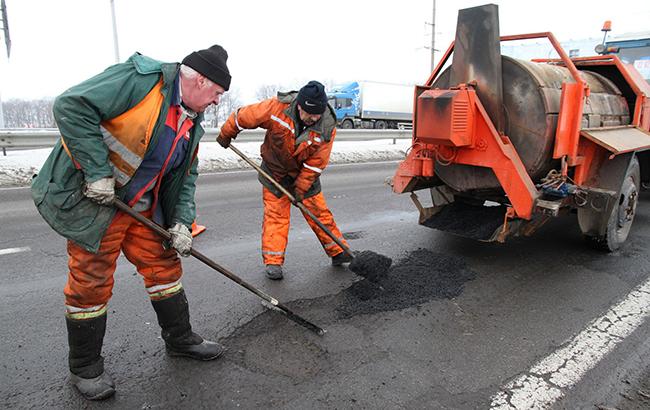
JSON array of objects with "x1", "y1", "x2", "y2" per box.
[{"x1": 220, "y1": 91, "x2": 337, "y2": 196}]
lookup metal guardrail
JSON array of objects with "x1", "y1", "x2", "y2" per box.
[{"x1": 0, "y1": 128, "x2": 412, "y2": 153}]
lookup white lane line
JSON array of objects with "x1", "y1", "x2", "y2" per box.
[
  {"x1": 490, "y1": 277, "x2": 650, "y2": 409},
  {"x1": 0, "y1": 246, "x2": 31, "y2": 256}
]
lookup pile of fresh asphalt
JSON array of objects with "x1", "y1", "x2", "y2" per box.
[
  {"x1": 337, "y1": 248, "x2": 476, "y2": 318},
  {"x1": 347, "y1": 250, "x2": 393, "y2": 281}
]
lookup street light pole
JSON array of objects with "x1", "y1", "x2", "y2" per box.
[
  {"x1": 430, "y1": 0, "x2": 436, "y2": 71},
  {"x1": 0, "y1": 0, "x2": 10, "y2": 129},
  {"x1": 110, "y1": 0, "x2": 120, "y2": 63}
]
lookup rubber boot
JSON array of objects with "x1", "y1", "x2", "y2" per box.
[
  {"x1": 151, "y1": 289, "x2": 225, "y2": 361},
  {"x1": 66, "y1": 314, "x2": 115, "y2": 400},
  {"x1": 331, "y1": 251, "x2": 354, "y2": 266},
  {"x1": 265, "y1": 264, "x2": 284, "y2": 280}
]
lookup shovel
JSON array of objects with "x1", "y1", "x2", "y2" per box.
[
  {"x1": 227, "y1": 143, "x2": 392, "y2": 280},
  {"x1": 112, "y1": 198, "x2": 326, "y2": 336}
]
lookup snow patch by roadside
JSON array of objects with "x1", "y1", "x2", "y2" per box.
[{"x1": 0, "y1": 140, "x2": 409, "y2": 187}]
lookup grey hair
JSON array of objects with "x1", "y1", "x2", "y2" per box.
[
  {"x1": 180, "y1": 64, "x2": 199, "y2": 78},
  {"x1": 180, "y1": 64, "x2": 215, "y2": 86}
]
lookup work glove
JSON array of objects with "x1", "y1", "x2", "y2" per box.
[
  {"x1": 83, "y1": 177, "x2": 115, "y2": 206},
  {"x1": 216, "y1": 133, "x2": 231, "y2": 148},
  {"x1": 168, "y1": 223, "x2": 192, "y2": 257}
]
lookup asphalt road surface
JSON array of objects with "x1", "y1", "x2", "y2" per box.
[{"x1": 2, "y1": 161, "x2": 650, "y2": 409}]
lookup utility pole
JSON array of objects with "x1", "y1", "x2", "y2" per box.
[
  {"x1": 430, "y1": 0, "x2": 436, "y2": 71},
  {"x1": 0, "y1": 0, "x2": 10, "y2": 129},
  {"x1": 110, "y1": 0, "x2": 120, "y2": 63}
]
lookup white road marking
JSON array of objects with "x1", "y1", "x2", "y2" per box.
[
  {"x1": 491, "y1": 277, "x2": 650, "y2": 409},
  {"x1": 0, "y1": 246, "x2": 31, "y2": 256}
]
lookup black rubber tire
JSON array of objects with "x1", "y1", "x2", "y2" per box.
[
  {"x1": 341, "y1": 119, "x2": 354, "y2": 129},
  {"x1": 374, "y1": 120, "x2": 387, "y2": 129},
  {"x1": 585, "y1": 156, "x2": 640, "y2": 252}
]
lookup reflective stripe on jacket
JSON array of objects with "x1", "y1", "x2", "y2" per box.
[
  {"x1": 100, "y1": 80, "x2": 165, "y2": 187},
  {"x1": 220, "y1": 91, "x2": 337, "y2": 196}
]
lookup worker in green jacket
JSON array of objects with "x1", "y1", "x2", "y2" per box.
[{"x1": 31, "y1": 45, "x2": 231, "y2": 401}]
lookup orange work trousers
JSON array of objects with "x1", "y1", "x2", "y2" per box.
[
  {"x1": 64, "y1": 210, "x2": 183, "y2": 319},
  {"x1": 262, "y1": 187, "x2": 349, "y2": 265}
]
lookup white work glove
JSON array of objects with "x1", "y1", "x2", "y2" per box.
[
  {"x1": 168, "y1": 223, "x2": 192, "y2": 257},
  {"x1": 83, "y1": 177, "x2": 115, "y2": 205}
]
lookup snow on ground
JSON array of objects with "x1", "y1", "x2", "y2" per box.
[{"x1": 0, "y1": 139, "x2": 410, "y2": 188}]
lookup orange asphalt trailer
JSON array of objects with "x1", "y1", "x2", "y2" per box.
[{"x1": 393, "y1": 4, "x2": 650, "y2": 251}]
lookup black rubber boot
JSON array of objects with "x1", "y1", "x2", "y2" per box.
[
  {"x1": 151, "y1": 289, "x2": 225, "y2": 361},
  {"x1": 66, "y1": 314, "x2": 115, "y2": 401},
  {"x1": 265, "y1": 264, "x2": 284, "y2": 280},
  {"x1": 331, "y1": 251, "x2": 354, "y2": 266}
]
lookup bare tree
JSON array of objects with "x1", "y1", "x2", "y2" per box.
[
  {"x1": 202, "y1": 88, "x2": 242, "y2": 128},
  {"x1": 1, "y1": 98, "x2": 56, "y2": 128},
  {"x1": 255, "y1": 84, "x2": 280, "y2": 101}
]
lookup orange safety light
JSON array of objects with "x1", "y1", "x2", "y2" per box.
[{"x1": 601, "y1": 20, "x2": 611, "y2": 32}]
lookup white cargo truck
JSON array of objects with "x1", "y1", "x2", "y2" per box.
[{"x1": 327, "y1": 81, "x2": 414, "y2": 129}]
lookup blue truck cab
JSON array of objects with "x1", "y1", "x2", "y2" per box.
[{"x1": 327, "y1": 81, "x2": 360, "y2": 129}]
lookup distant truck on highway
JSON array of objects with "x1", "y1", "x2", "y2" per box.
[{"x1": 326, "y1": 81, "x2": 413, "y2": 129}]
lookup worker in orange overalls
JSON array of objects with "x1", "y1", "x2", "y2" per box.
[
  {"x1": 31, "y1": 45, "x2": 231, "y2": 400},
  {"x1": 218, "y1": 81, "x2": 351, "y2": 280}
]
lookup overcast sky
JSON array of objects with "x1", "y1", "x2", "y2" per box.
[{"x1": 1, "y1": 0, "x2": 649, "y2": 103}]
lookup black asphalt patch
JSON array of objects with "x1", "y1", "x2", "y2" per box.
[
  {"x1": 337, "y1": 248, "x2": 476, "y2": 318},
  {"x1": 224, "y1": 248, "x2": 475, "y2": 338},
  {"x1": 343, "y1": 231, "x2": 365, "y2": 240},
  {"x1": 221, "y1": 249, "x2": 476, "y2": 384}
]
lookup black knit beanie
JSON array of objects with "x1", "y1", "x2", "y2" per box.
[
  {"x1": 297, "y1": 80, "x2": 327, "y2": 114},
  {"x1": 182, "y1": 45, "x2": 231, "y2": 91}
]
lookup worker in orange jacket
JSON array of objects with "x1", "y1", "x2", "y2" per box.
[{"x1": 218, "y1": 81, "x2": 351, "y2": 280}]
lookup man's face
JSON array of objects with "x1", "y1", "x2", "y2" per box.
[
  {"x1": 297, "y1": 104, "x2": 322, "y2": 126},
  {"x1": 182, "y1": 75, "x2": 225, "y2": 113}
]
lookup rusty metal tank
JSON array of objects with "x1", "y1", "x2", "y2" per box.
[{"x1": 431, "y1": 56, "x2": 630, "y2": 193}]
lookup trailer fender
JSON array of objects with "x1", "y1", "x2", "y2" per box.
[{"x1": 577, "y1": 152, "x2": 636, "y2": 237}]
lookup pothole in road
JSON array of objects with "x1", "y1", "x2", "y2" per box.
[
  {"x1": 222, "y1": 249, "x2": 477, "y2": 381},
  {"x1": 342, "y1": 231, "x2": 365, "y2": 240}
]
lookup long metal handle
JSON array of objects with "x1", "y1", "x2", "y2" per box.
[
  {"x1": 112, "y1": 198, "x2": 325, "y2": 335},
  {"x1": 228, "y1": 143, "x2": 354, "y2": 258}
]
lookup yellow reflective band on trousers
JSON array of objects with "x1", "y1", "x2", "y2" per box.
[
  {"x1": 262, "y1": 187, "x2": 349, "y2": 265},
  {"x1": 147, "y1": 281, "x2": 183, "y2": 301},
  {"x1": 65, "y1": 304, "x2": 108, "y2": 320}
]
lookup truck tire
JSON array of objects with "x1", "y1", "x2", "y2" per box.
[
  {"x1": 374, "y1": 120, "x2": 387, "y2": 129},
  {"x1": 341, "y1": 119, "x2": 354, "y2": 129},
  {"x1": 584, "y1": 156, "x2": 640, "y2": 252}
]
